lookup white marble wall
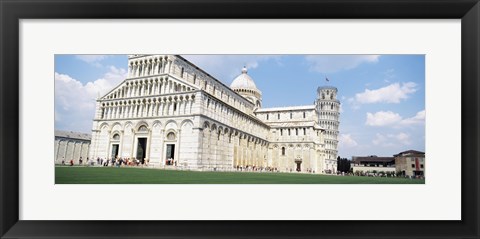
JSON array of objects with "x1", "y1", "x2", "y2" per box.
[
  {"x1": 88, "y1": 55, "x2": 330, "y2": 173},
  {"x1": 54, "y1": 138, "x2": 90, "y2": 164}
]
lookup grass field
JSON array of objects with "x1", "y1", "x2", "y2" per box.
[{"x1": 55, "y1": 166, "x2": 424, "y2": 184}]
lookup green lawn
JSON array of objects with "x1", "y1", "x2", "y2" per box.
[{"x1": 55, "y1": 166, "x2": 424, "y2": 184}]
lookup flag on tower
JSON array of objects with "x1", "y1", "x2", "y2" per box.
[{"x1": 326, "y1": 77, "x2": 329, "y2": 82}]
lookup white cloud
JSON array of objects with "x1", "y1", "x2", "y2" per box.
[
  {"x1": 75, "y1": 55, "x2": 110, "y2": 67},
  {"x1": 366, "y1": 111, "x2": 402, "y2": 126},
  {"x1": 400, "y1": 110, "x2": 425, "y2": 125},
  {"x1": 305, "y1": 55, "x2": 380, "y2": 73},
  {"x1": 55, "y1": 66, "x2": 127, "y2": 132},
  {"x1": 355, "y1": 82, "x2": 417, "y2": 104},
  {"x1": 372, "y1": 132, "x2": 411, "y2": 146},
  {"x1": 366, "y1": 110, "x2": 425, "y2": 127},
  {"x1": 339, "y1": 134, "x2": 358, "y2": 148},
  {"x1": 391, "y1": 132, "x2": 411, "y2": 145},
  {"x1": 183, "y1": 55, "x2": 280, "y2": 83}
]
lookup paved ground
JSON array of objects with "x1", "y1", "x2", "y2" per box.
[{"x1": 55, "y1": 166, "x2": 425, "y2": 184}]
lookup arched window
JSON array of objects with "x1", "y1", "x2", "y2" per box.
[
  {"x1": 322, "y1": 93, "x2": 325, "y2": 99},
  {"x1": 277, "y1": 113, "x2": 280, "y2": 119},
  {"x1": 303, "y1": 128, "x2": 306, "y2": 135},
  {"x1": 112, "y1": 134, "x2": 120, "y2": 140},
  {"x1": 281, "y1": 147, "x2": 286, "y2": 156},
  {"x1": 193, "y1": 74, "x2": 196, "y2": 84},
  {"x1": 138, "y1": 125, "x2": 148, "y2": 132},
  {"x1": 181, "y1": 67, "x2": 184, "y2": 78},
  {"x1": 290, "y1": 113, "x2": 292, "y2": 119},
  {"x1": 267, "y1": 114, "x2": 269, "y2": 120},
  {"x1": 331, "y1": 104, "x2": 334, "y2": 110},
  {"x1": 167, "y1": 132, "x2": 176, "y2": 140},
  {"x1": 295, "y1": 128, "x2": 298, "y2": 135},
  {"x1": 280, "y1": 129, "x2": 283, "y2": 136},
  {"x1": 288, "y1": 129, "x2": 291, "y2": 136},
  {"x1": 303, "y1": 112, "x2": 306, "y2": 118}
]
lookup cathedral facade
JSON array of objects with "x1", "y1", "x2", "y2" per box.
[{"x1": 89, "y1": 55, "x2": 339, "y2": 173}]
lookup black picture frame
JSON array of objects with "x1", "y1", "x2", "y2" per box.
[{"x1": 1, "y1": 0, "x2": 479, "y2": 238}]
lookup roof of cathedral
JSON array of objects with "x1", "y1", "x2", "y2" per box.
[
  {"x1": 256, "y1": 105, "x2": 316, "y2": 112},
  {"x1": 230, "y1": 67, "x2": 260, "y2": 92},
  {"x1": 55, "y1": 130, "x2": 91, "y2": 141}
]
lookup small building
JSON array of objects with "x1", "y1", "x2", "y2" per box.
[
  {"x1": 394, "y1": 150, "x2": 425, "y2": 177},
  {"x1": 54, "y1": 130, "x2": 91, "y2": 165},
  {"x1": 351, "y1": 155, "x2": 396, "y2": 175}
]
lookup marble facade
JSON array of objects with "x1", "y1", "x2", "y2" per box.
[{"x1": 89, "y1": 55, "x2": 340, "y2": 173}]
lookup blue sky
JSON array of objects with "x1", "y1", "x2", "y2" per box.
[{"x1": 55, "y1": 54, "x2": 425, "y2": 159}]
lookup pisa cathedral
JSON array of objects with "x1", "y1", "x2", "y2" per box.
[{"x1": 89, "y1": 55, "x2": 340, "y2": 173}]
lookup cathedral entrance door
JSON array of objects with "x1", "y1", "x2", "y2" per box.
[
  {"x1": 111, "y1": 144, "x2": 119, "y2": 159},
  {"x1": 295, "y1": 159, "x2": 302, "y2": 172},
  {"x1": 136, "y1": 138, "x2": 147, "y2": 164},
  {"x1": 165, "y1": 144, "x2": 175, "y2": 165}
]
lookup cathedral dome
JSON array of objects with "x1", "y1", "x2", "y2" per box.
[{"x1": 230, "y1": 67, "x2": 259, "y2": 91}]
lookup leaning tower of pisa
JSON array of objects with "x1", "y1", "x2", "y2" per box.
[{"x1": 316, "y1": 86, "x2": 340, "y2": 173}]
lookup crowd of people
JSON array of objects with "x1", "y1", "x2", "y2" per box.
[
  {"x1": 234, "y1": 165, "x2": 279, "y2": 172},
  {"x1": 60, "y1": 156, "x2": 150, "y2": 167},
  {"x1": 60, "y1": 158, "x2": 321, "y2": 174},
  {"x1": 95, "y1": 157, "x2": 150, "y2": 167}
]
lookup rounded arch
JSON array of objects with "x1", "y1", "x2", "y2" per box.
[
  {"x1": 165, "y1": 130, "x2": 177, "y2": 140},
  {"x1": 99, "y1": 122, "x2": 110, "y2": 131},
  {"x1": 124, "y1": 121, "x2": 133, "y2": 129},
  {"x1": 111, "y1": 131, "x2": 121, "y2": 140},
  {"x1": 180, "y1": 119, "x2": 194, "y2": 129},
  {"x1": 211, "y1": 123, "x2": 217, "y2": 132},
  {"x1": 152, "y1": 120, "x2": 162, "y2": 129},
  {"x1": 164, "y1": 120, "x2": 178, "y2": 131},
  {"x1": 135, "y1": 121, "x2": 149, "y2": 131},
  {"x1": 111, "y1": 122, "x2": 123, "y2": 132},
  {"x1": 203, "y1": 121, "x2": 210, "y2": 130}
]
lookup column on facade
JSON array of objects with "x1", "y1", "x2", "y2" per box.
[
  {"x1": 132, "y1": 103, "x2": 137, "y2": 118},
  {"x1": 109, "y1": 106, "x2": 114, "y2": 119},
  {"x1": 64, "y1": 140, "x2": 70, "y2": 161},
  {"x1": 112, "y1": 105, "x2": 116, "y2": 119},
  {"x1": 153, "y1": 80, "x2": 158, "y2": 95},
  {"x1": 150, "y1": 100, "x2": 155, "y2": 117},
  {"x1": 54, "y1": 140, "x2": 61, "y2": 163},
  {"x1": 158, "y1": 58, "x2": 163, "y2": 74},
  {"x1": 153, "y1": 59, "x2": 159, "y2": 74},
  {"x1": 158, "y1": 80, "x2": 163, "y2": 95},
  {"x1": 184, "y1": 97, "x2": 189, "y2": 115},
  {"x1": 164, "y1": 79, "x2": 169, "y2": 94},
  {"x1": 145, "y1": 81, "x2": 149, "y2": 96},
  {"x1": 126, "y1": 83, "x2": 131, "y2": 97}
]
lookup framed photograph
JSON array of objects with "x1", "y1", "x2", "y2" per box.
[{"x1": 1, "y1": 0, "x2": 479, "y2": 238}]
